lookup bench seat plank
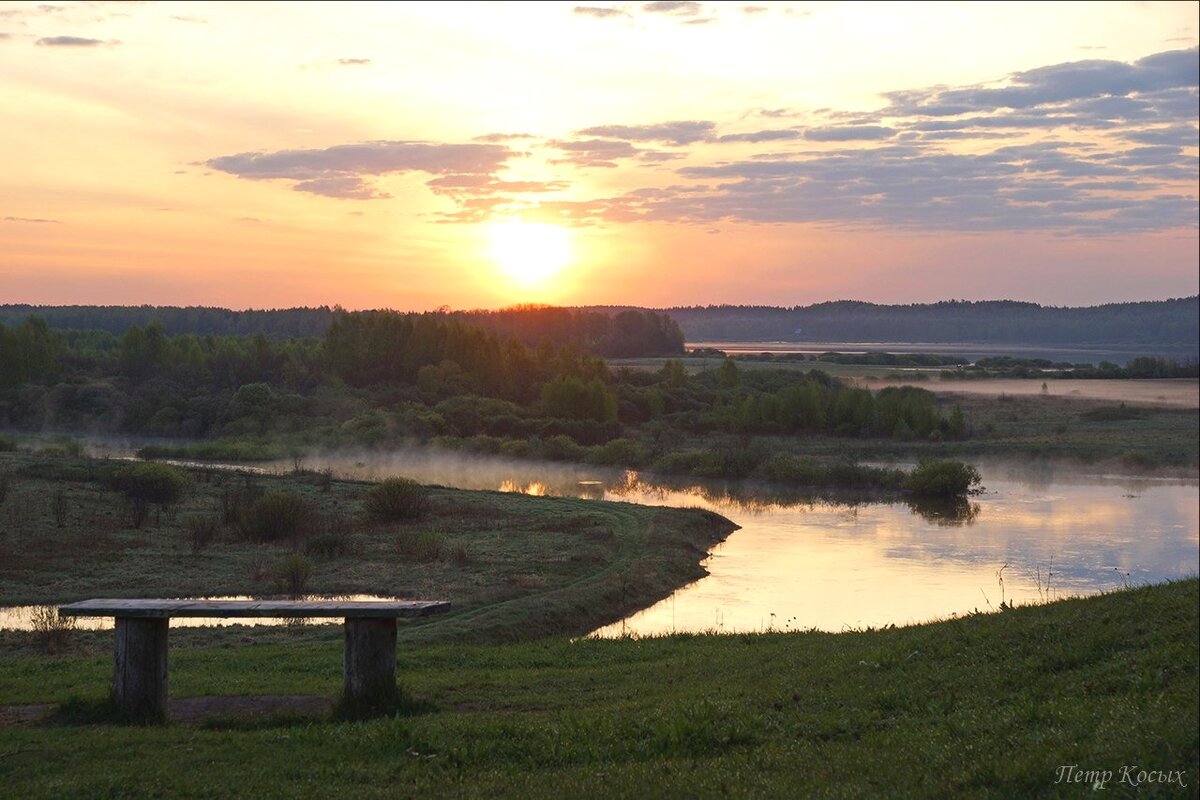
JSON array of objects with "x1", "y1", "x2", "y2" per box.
[{"x1": 59, "y1": 599, "x2": 450, "y2": 619}]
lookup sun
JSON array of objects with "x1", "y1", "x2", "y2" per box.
[{"x1": 487, "y1": 220, "x2": 573, "y2": 286}]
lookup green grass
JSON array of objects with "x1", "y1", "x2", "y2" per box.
[{"x1": 0, "y1": 580, "x2": 1195, "y2": 797}]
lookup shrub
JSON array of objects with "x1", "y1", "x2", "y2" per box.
[
  {"x1": 221, "y1": 480, "x2": 262, "y2": 526},
  {"x1": 0, "y1": 434, "x2": 16, "y2": 452},
  {"x1": 397, "y1": 530, "x2": 443, "y2": 562},
  {"x1": 449, "y1": 542, "x2": 470, "y2": 566},
  {"x1": 540, "y1": 434, "x2": 586, "y2": 462},
  {"x1": 305, "y1": 517, "x2": 356, "y2": 559},
  {"x1": 275, "y1": 552, "x2": 313, "y2": 596},
  {"x1": 904, "y1": 460, "x2": 981, "y2": 497},
  {"x1": 241, "y1": 491, "x2": 317, "y2": 543},
  {"x1": 110, "y1": 462, "x2": 191, "y2": 528},
  {"x1": 364, "y1": 477, "x2": 429, "y2": 522},
  {"x1": 29, "y1": 605, "x2": 77, "y2": 653},
  {"x1": 185, "y1": 514, "x2": 222, "y2": 553},
  {"x1": 588, "y1": 437, "x2": 649, "y2": 467},
  {"x1": 754, "y1": 453, "x2": 826, "y2": 484},
  {"x1": 499, "y1": 439, "x2": 531, "y2": 458},
  {"x1": 35, "y1": 435, "x2": 84, "y2": 459}
]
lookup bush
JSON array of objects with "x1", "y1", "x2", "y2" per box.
[
  {"x1": 241, "y1": 491, "x2": 317, "y2": 543},
  {"x1": 110, "y1": 462, "x2": 191, "y2": 528},
  {"x1": 305, "y1": 517, "x2": 356, "y2": 558},
  {"x1": 185, "y1": 514, "x2": 221, "y2": 553},
  {"x1": 904, "y1": 460, "x2": 981, "y2": 497},
  {"x1": 397, "y1": 530, "x2": 443, "y2": 562},
  {"x1": 221, "y1": 480, "x2": 263, "y2": 526},
  {"x1": 754, "y1": 453, "x2": 826, "y2": 484},
  {"x1": 588, "y1": 437, "x2": 649, "y2": 467},
  {"x1": 29, "y1": 605, "x2": 77, "y2": 653},
  {"x1": 540, "y1": 434, "x2": 586, "y2": 462},
  {"x1": 364, "y1": 478, "x2": 429, "y2": 522},
  {"x1": 499, "y1": 439, "x2": 530, "y2": 458},
  {"x1": 275, "y1": 552, "x2": 314, "y2": 596}
]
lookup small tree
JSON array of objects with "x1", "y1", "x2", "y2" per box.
[{"x1": 111, "y1": 463, "x2": 191, "y2": 528}]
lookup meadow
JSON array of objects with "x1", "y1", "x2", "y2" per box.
[{"x1": 0, "y1": 580, "x2": 1194, "y2": 797}]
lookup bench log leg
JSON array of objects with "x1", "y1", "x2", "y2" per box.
[
  {"x1": 113, "y1": 617, "x2": 168, "y2": 720},
  {"x1": 343, "y1": 617, "x2": 397, "y2": 712}
]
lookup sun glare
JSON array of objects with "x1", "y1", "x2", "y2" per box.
[{"x1": 487, "y1": 221, "x2": 573, "y2": 286}]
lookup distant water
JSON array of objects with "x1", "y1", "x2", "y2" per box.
[{"x1": 689, "y1": 341, "x2": 1199, "y2": 365}]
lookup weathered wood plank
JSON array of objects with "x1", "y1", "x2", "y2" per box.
[
  {"x1": 114, "y1": 617, "x2": 168, "y2": 720},
  {"x1": 60, "y1": 599, "x2": 450, "y2": 619},
  {"x1": 343, "y1": 617, "x2": 398, "y2": 713}
]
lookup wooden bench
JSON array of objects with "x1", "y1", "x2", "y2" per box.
[{"x1": 59, "y1": 599, "x2": 450, "y2": 719}]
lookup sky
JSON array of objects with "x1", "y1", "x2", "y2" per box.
[{"x1": 1, "y1": 1, "x2": 1197, "y2": 311}]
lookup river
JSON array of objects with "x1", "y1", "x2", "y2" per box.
[
  {"x1": 4, "y1": 450, "x2": 1195, "y2": 635},
  {"x1": 182, "y1": 450, "x2": 1200, "y2": 635}
]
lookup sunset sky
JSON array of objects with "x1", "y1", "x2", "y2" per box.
[{"x1": 1, "y1": 1, "x2": 1197, "y2": 310}]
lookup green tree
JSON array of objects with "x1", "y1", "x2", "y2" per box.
[
  {"x1": 718, "y1": 358, "x2": 741, "y2": 389},
  {"x1": 658, "y1": 359, "x2": 688, "y2": 387}
]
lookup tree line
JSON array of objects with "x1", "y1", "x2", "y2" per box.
[
  {"x1": 0, "y1": 304, "x2": 684, "y2": 358},
  {"x1": 663, "y1": 297, "x2": 1199, "y2": 346},
  {"x1": 1, "y1": 309, "x2": 964, "y2": 462}
]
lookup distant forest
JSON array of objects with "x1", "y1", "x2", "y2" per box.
[
  {"x1": 1, "y1": 297, "x2": 1196, "y2": 350},
  {"x1": 658, "y1": 298, "x2": 1199, "y2": 346},
  {"x1": 0, "y1": 306, "x2": 684, "y2": 359}
]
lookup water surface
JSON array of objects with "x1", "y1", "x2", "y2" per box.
[
  {"x1": 0, "y1": 595, "x2": 401, "y2": 632},
  {"x1": 256, "y1": 451, "x2": 1198, "y2": 636}
]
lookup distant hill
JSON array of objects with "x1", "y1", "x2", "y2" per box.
[
  {"x1": 656, "y1": 298, "x2": 1199, "y2": 348},
  {"x1": 2, "y1": 298, "x2": 1195, "y2": 351}
]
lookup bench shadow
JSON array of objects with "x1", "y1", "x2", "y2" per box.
[{"x1": 37, "y1": 691, "x2": 437, "y2": 728}]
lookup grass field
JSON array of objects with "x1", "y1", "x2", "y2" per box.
[{"x1": 0, "y1": 580, "x2": 1194, "y2": 797}]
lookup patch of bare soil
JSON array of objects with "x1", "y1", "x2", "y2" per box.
[
  {"x1": 0, "y1": 695, "x2": 332, "y2": 726},
  {"x1": 0, "y1": 703, "x2": 53, "y2": 726},
  {"x1": 169, "y1": 694, "x2": 331, "y2": 723}
]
